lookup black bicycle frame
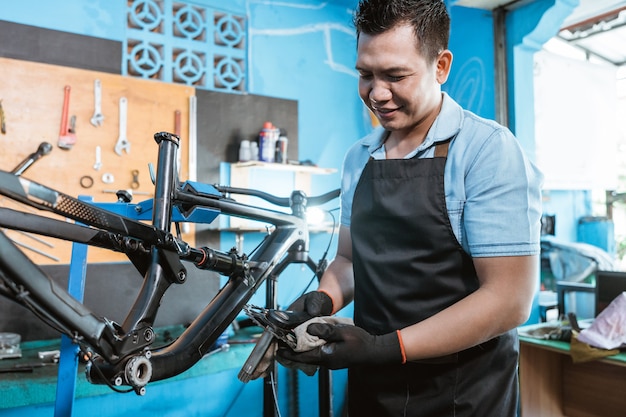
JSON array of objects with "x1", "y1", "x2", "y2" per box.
[{"x1": 0, "y1": 132, "x2": 338, "y2": 394}]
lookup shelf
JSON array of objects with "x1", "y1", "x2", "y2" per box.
[{"x1": 231, "y1": 161, "x2": 337, "y2": 175}]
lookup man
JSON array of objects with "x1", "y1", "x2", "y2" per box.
[{"x1": 280, "y1": 1, "x2": 543, "y2": 415}]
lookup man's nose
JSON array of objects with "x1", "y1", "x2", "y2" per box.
[{"x1": 369, "y1": 80, "x2": 392, "y2": 104}]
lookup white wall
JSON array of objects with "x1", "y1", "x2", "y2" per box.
[{"x1": 534, "y1": 48, "x2": 620, "y2": 190}]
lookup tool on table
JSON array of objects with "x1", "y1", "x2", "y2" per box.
[
  {"x1": 57, "y1": 85, "x2": 76, "y2": 150},
  {"x1": 0, "y1": 332, "x2": 21, "y2": 359},
  {"x1": 93, "y1": 145, "x2": 102, "y2": 171},
  {"x1": 0, "y1": 99, "x2": 6, "y2": 134},
  {"x1": 11, "y1": 142, "x2": 53, "y2": 176},
  {"x1": 90, "y1": 79, "x2": 104, "y2": 127},
  {"x1": 38, "y1": 350, "x2": 60, "y2": 363},
  {"x1": 204, "y1": 343, "x2": 230, "y2": 357},
  {"x1": 0, "y1": 348, "x2": 60, "y2": 374},
  {"x1": 115, "y1": 97, "x2": 130, "y2": 155}
]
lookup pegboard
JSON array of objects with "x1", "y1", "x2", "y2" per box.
[{"x1": 0, "y1": 57, "x2": 195, "y2": 264}]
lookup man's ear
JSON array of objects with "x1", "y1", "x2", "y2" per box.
[{"x1": 436, "y1": 50, "x2": 453, "y2": 84}]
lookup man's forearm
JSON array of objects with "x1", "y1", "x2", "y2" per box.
[{"x1": 318, "y1": 255, "x2": 354, "y2": 313}]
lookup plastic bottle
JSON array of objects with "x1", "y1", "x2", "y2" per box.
[
  {"x1": 258, "y1": 121, "x2": 276, "y2": 162},
  {"x1": 250, "y1": 141, "x2": 259, "y2": 161},
  {"x1": 238, "y1": 139, "x2": 251, "y2": 162},
  {"x1": 275, "y1": 129, "x2": 288, "y2": 164}
]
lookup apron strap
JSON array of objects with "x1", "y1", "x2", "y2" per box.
[{"x1": 434, "y1": 140, "x2": 451, "y2": 158}]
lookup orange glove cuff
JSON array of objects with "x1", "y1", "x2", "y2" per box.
[{"x1": 396, "y1": 330, "x2": 407, "y2": 364}]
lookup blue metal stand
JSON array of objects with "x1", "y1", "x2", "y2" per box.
[{"x1": 54, "y1": 196, "x2": 90, "y2": 417}]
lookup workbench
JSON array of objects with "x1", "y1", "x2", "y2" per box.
[
  {"x1": 0, "y1": 325, "x2": 260, "y2": 417},
  {"x1": 519, "y1": 327, "x2": 626, "y2": 417}
]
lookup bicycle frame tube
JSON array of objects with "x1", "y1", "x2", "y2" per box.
[{"x1": 0, "y1": 131, "x2": 323, "y2": 387}]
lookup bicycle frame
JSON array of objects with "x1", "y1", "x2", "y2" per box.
[{"x1": 0, "y1": 132, "x2": 338, "y2": 394}]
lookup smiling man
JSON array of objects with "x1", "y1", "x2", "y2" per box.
[{"x1": 279, "y1": 1, "x2": 543, "y2": 415}]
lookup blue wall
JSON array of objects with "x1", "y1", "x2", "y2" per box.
[{"x1": 447, "y1": 6, "x2": 496, "y2": 119}]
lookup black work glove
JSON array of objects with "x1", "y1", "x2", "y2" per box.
[
  {"x1": 288, "y1": 290, "x2": 333, "y2": 317},
  {"x1": 278, "y1": 323, "x2": 403, "y2": 369}
]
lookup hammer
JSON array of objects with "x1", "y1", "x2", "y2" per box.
[{"x1": 11, "y1": 142, "x2": 53, "y2": 176}]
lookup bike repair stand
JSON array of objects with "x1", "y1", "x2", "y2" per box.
[
  {"x1": 263, "y1": 266, "x2": 333, "y2": 417},
  {"x1": 53, "y1": 196, "x2": 90, "y2": 417}
]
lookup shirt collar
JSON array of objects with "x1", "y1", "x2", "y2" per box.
[{"x1": 361, "y1": 92, "x2": 463, "y2": 157}]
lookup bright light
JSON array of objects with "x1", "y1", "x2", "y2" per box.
[{"x1": 306, "y1": 207, "x2": 326, "y2": 226}]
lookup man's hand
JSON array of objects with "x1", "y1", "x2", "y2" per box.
[
  {"x1": 278, "y1": 323, "x2": 403, "y2": 369},
  {"x1": 288, "y1": 291, "x2": 333, "y2": 316}
]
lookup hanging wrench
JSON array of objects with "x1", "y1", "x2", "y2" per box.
[
  {"x1": 93, "y1": 146, "x2": 102, "y2": 171},
  {"x1": 58, "y1": 85, "x2": 76, "y2": 150},
  {"x1": 115, "y1": 97, "x2": 130, "y2": 155},
  {"x1": 90, "y1": 79, "x2": 104, "y2": 127}
]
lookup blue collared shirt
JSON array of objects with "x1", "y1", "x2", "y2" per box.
[{"x1": 340, "y1": 93, "x2": 543, "y2": 257}]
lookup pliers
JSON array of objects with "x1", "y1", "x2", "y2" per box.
[{"x1": 243, "y1": 305, "x2": 312, "y2": 348}]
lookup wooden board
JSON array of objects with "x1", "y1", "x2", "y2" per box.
[{"x1": 0, "y1": 57, "x2": 195, "y2": 264}]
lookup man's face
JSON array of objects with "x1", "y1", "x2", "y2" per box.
[{"x1": 356, "y1": 24, "x2": 449, "y2": 136}]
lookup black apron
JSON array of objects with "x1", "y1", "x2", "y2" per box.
[{"x1": 348, "y1": 140, "x2": 519, "y2": 417}]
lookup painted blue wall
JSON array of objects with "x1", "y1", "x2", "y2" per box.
[
  {"x1": 447, "y1": 6, "x2": 496, "y2": 119},
  {"x1": 245, "y1": 0, "x2": 364, "y2": 194},
  {"x1": 0, "y1": 0, "x2": 126, "y2": 40}
]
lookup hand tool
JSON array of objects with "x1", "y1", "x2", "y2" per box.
[
  {"x1": 9, "y1": 235, "x2": 60, "y2": 262},
  {"x1": 174, "y1": 110, "x2": 181, "y2": 136},
  {"x1": 11, "y1": 142, "x2": 53, "y2": 176},
  {"x1": 90, "y1": 79, "x2": 104, "y2": 127},
  {"x1": 0, "y1": 99, "x2": 6, "y2": 134},
  {"x1": 238, "y1": 329, "x2": 274, "y2": 383},
  {"x1": 0, "y1": 353, "x2": 59, "y2": 373},
  {"x1": 15, "y1": 229, "x2": 54, "y2": 248},
  {"x1": 115, "y1": 97, "x2": 130, "y2": 155},
  {"x1": 93, "y1": 146, "x2": 102, "y2": 171},
  {"x1": 243, "y1": 305, "x2": 312, "y2": 347},
  {"x1": 204, "y1": 343, "x2": 230, "y2": 357},
  {"x1": 130, "y1": 169, "x2": 140, "y2": 189},
  {"x1": 238, "y1": 305, "x2": 314, "y2": 383},
  {"x1": 57, "y1": 85, "x2": 76, "y2": 150}
]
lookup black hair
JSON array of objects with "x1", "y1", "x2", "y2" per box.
[{"x1": 353, "y1": 0, "x2": 450, "y2": 62}]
